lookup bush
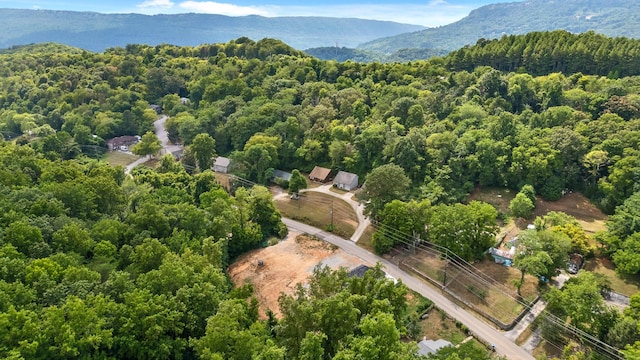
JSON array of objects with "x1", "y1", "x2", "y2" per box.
[{"x1": 509, "y1": 192, "x2": 535, "y2": 219}]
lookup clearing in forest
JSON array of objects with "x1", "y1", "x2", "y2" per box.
[
  {"x1": 228, "y1": 231, "x2": 365, "y2": 319},
  {"x1": 274, "y1": 191, "x2": 359, "y2": 239}
]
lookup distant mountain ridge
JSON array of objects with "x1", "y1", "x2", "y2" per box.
[
  {"x1": 0, "y1": 8, "x2": 425, "y2": 52},
  {"x1": 358, "y1": 0, "x2": 640, "y2": 54}
]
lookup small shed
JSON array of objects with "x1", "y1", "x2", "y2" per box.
[
  {"x1": 213, "y1": 156, "x2": 231, "y2": 173},
  {"x1": 272, "y1": 169, "x2": 292, "y2": 182},
  {"x1": 170, "y1": 149, "x2": 183, "y2": 160},
  {"x1": 417, "y1": 338, "x2": 452, "y2": 356},
  {"x1": 333, "y1": 171, "x2": 359, "y2": 191},
  {"x1": 489, "y1": 247, "x2": 515, "y2": 266},
  {"x1": 309, "y1": 166, "x2": 331, "y2": 182}
]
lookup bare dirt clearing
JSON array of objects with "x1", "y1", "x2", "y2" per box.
[
  {"x1": 533, "y1": 192, "x2": 607, "y2": 234},
  {"x1": 228, "y1": 231, "x2": 365, "y2": 318}
]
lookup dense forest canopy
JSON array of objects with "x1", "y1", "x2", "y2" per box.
[
  {"x1": 446, "y1": 30, "x2": 640, "y2": 78},
  {"x1": 2, "y1": 33, "x2": 640, "y2": 358}
]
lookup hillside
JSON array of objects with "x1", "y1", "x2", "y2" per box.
[
  {"x1": 2, "y1": 33, "x2": 640, "y2": 359},
  {"x1": 0, "y1": 8, "x2": 424, "y2": 52},
  {"x1": 358, "y1": 0, "x2": 640, "y2": 55}
]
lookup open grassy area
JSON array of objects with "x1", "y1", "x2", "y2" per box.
[
  {"x1": 103, "y1": 151, "x2": 138, "y2": 167},
  {"x1": 274, "y1": 192, "x2": 358, "y2": 239},
  {"x1": 584, "y1": 257, "x2": 640, "y2": 296},
  {"x1": 356, "y1": 224, "x2": 376, "y2": 253},
  {"x1": 420, "y1": 308, "x2": 470, "y2": 345},
  {"x1": 468, "y1": 187, "x2": 516, "y2": 215},
  {"x1": 329, "y1": 186, "x2": 349, "y2": 195},
  {"x1": 402, "y1": 251, "x2": 539, "y2": 325}
]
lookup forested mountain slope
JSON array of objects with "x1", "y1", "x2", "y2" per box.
[
  {"x1": 445, "y1": 30, "x2": 640, "y2": 78},
  {"x1": 0, "y1": 8, "x2": 424, "y2": 52},
  {"x1": 358, "y1": 0, "x2": 640, "y2": 54},
  {"x1": 2, "y1": 35, "x2": 640, "y2": 357}
]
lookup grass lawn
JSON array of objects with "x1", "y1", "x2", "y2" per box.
[
  {"x1": 403, "y1": 252, "x2": 539, "y2": 325},
  {"x1": 356, "y1": 224, "x2": 376, "y2": 253},
  {"x1": 329, "y1": 186, "x2": 348, "y2": 195},
  {"x1": 583, "y1": 257, "x2": 640, "y2": 296},
  {"x1": 275, "y1": 192, "x2": 358, "y2": 239},
  {"x1": 532, "y1": 340, "x2": 563, "y2": 359},
  {"x1": 420, "y1": 308, "x2": 471, "y2": 345},
  {"x1": 103, "y1": 151, "x2": 138, "y2": 167}
]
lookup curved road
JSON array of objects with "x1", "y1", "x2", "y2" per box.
[
  {"x1": 283, "y1": 217, "x2": 534, "y2": 360},
  {"x1": 125, "y1": 115, "x2": 181, "y2": 174}
]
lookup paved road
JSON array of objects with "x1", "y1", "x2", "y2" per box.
[
  {"x1": 283, "y1": 217, "x2": 535, "y2": 360},
  {"x1": 153, "y1": 115, "x2": 182, "y2": 156},
  {"x1": 125, "y1": 115, "x2": 182, "y2": 174}
]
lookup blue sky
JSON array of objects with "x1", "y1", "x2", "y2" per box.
[{"x1": 0, "y1": 0, "x2": 515, "y2": 26}]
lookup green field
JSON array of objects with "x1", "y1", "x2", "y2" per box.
[
  {"x1": 275, "y1": 192, "x2": 358, "y2": 239},
  {"x1": 103, "y1": 151, "x2": 138, "y2": 167}
]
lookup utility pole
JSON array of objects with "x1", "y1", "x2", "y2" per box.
[
  {"x1": 442, "y1": 248, "x2": 448, "y2": 292},
  {"x1": 330, "y1": 198, "x2": 334, "y2": 230}
]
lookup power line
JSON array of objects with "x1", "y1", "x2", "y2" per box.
[{"x1": 369, "y1": 219, "x2": 625, "y2": 359}]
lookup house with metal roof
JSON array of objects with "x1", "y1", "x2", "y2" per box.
[
  {"x1": 333, "y1": 170, "x2": 359, "y2": 191},
  {"x1": 213, "y1": 156, "x2": 231, "y2": 173},
  {"x1": 272, "y1": 169, "x2": 292, "y2": 182},
  {"x1": 417, "y1": 338, "x2": 452, "y2": 356}
]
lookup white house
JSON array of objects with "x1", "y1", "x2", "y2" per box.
[
  {"x1": 417, "y1": 338, "x2": 452, "y2": 356},
  {"x1": 333, "y1": 171, "x2": 359, "y2": 191},
  {"x1": 213, "y1": 156, "x2": 231, "y2": 173}
]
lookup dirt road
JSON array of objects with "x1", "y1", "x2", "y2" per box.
[{"x1": 282, "y1": 217, "x2": 535, "y2": 360}]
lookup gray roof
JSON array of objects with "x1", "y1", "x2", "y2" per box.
[
  {"x1": 348, "y1": 265, "x2": 371, "y2": 278},
  {"x1": 417, "y1": 339, "x2": 452, "y2": 356},
  {"x1": 214, "y1": 156, "x2": 231, "y2": 167},
  {"x1": 333, "y1": 170, "x2": 358, "y2": 185},
  {"x1": 272, "y1": 169, "x2": 292, "y2": 181}
]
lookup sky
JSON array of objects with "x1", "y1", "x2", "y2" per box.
[{"x1": 0, "y1": 0, "x2": 516, "y2": 27}]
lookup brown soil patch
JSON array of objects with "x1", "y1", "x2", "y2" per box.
[
  {"x1": 468, "y1": 187, "x2": 516, "y2": 214},
  {"x1": 534, "y1": 192, "x2": 606, "y2": 222},
  {"x1": 228, "y1": 231, "x2": 365, "y2": 318},
  {"x1": 534, "y1": 192, "x2": 607, "y2": 234}
]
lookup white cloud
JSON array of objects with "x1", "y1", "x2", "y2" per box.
[
  {"x1": 178, "y1": 1, "x2": 271, "y2": 17},
  {"x1": 137, "y1": 0, "x2": 175, "y2": 10},
  {"x1": 256, "y1": 3, "x2": 473, "y2": 27}
]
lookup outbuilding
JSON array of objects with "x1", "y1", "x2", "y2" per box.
[
  {"x1": 417, "y1": 338, "x2": 452, "y2": 356},
  {"x1": 308, "y1": 166, "x2": 332, "y2": 182},
  {"x1": 213, "y1": 156, "x2": 231, "y2": 173},
  {"x1": 272, "y1": 169, "x2": 292, "y2": 182}
]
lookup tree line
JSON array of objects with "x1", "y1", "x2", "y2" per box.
[{"x1": 446, "y1": 30, "x2": 640, "y2": 78}]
